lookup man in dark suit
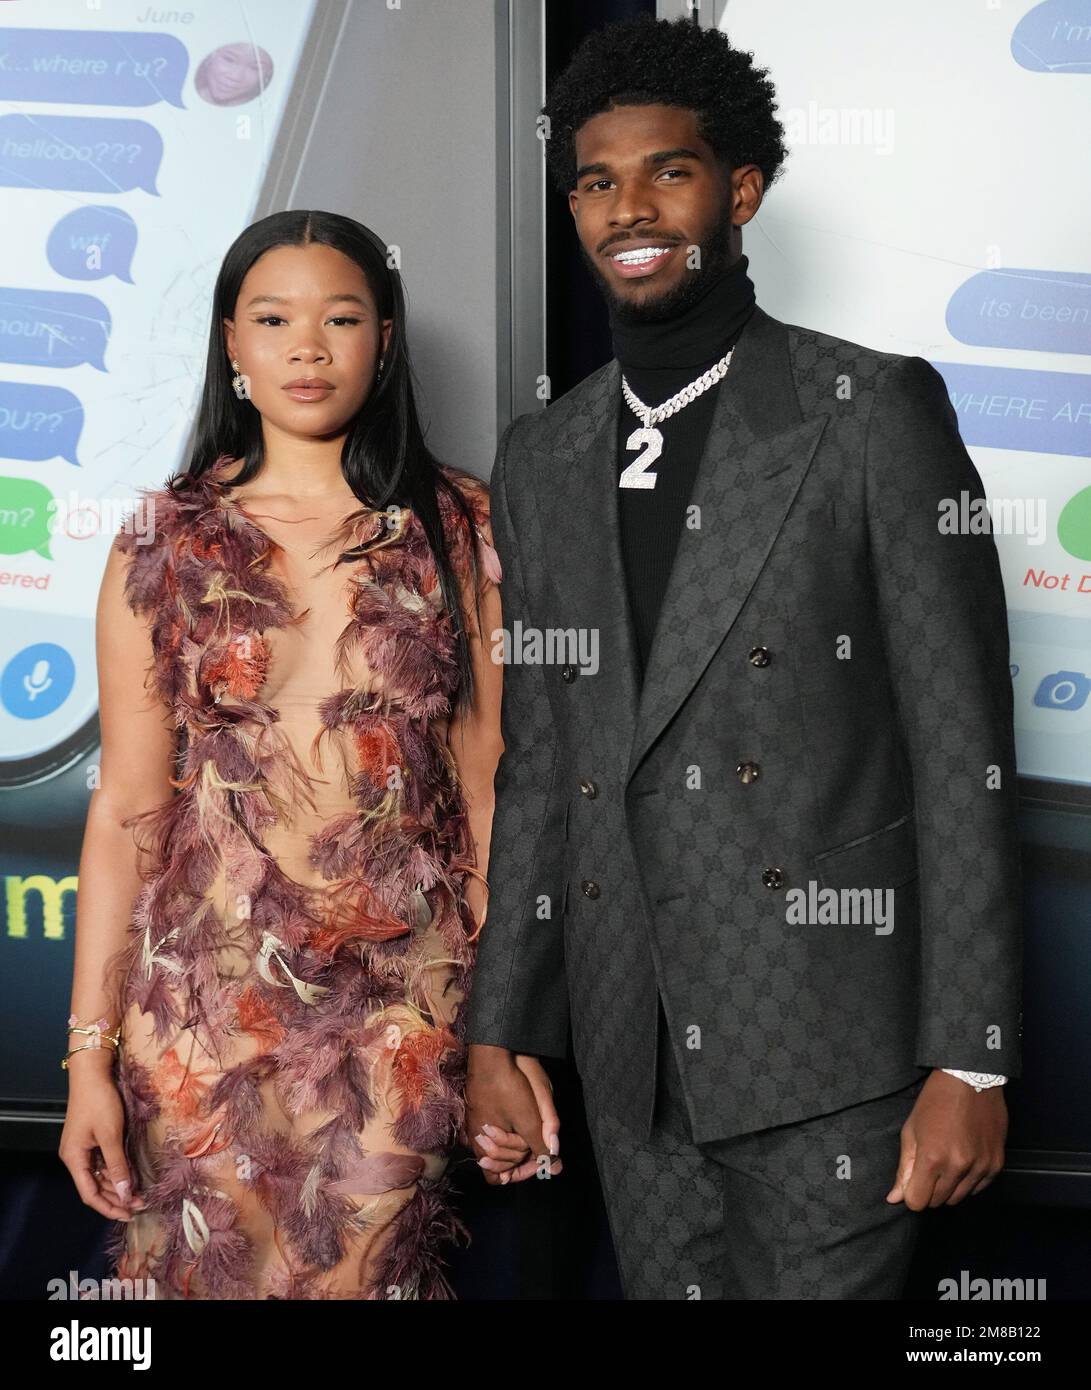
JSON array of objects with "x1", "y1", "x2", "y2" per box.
[{"x1": 462, "y1": 16, "x2": 1022, "y2": 1299}]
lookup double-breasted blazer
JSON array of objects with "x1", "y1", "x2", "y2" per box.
[{"x1": 463, "y1": 303, "x2": 1023, "y2": 1144}]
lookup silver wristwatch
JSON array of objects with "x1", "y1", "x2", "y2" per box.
[{"x1": 941, "y1": 1068, "x2": 1007, "y2": 1092}]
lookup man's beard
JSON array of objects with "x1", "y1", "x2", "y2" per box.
[{"x1": 582, "y1": 217, "x2": 736, "y2": 324}]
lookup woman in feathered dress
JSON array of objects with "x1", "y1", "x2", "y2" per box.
[{"x1": 59, "y1": 210, "x2": 539, "y2": 1298}]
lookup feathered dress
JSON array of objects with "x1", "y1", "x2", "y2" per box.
[{"x1": 103, "y1": 455, "x2": 498, "y2": 1299}]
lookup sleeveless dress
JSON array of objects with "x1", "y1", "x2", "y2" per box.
[{"x1": 104, "y1": 455, "x2": 497, "y2": 1299}]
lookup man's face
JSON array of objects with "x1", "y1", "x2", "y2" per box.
[{"x1": 567, "y1": 102, "x2": 761, "y2": 322}]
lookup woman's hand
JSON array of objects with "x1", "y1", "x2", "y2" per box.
[
  {"x1": 464, "y1": 1044, "x2": 562, "y2": 1186},
  {"x1": 59, "y1": 1057, "x2": 146, "y2": 1221},
  {"x1": 504, "y1": 1053, "x2": 561, "y2": 1183}
]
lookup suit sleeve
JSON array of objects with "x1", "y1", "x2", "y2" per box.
[
  {"x1": 461, "y1": 418, "x2": 570, "y2": 1058},
  {"x1": 864, "y1": 355, "x2": 1023, "y2": 1079}
]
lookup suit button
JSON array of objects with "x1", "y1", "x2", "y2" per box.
[
  {"x1": 580, "y1": 779, "x2": 598, "y2": 798},
  {"x1": 748, "y1": 646, "x2": 771, "y2": 667},
  {"x1": 562, "y1": 665, "x2": 576, "y2": 683},
  {"x1": 761, "y1": 866, "x2": 785, "y2": 889},
  {"x1": 581, "y1": 879, "x2": 600, "y2": 898},
  {"x1": 736, "y1": 761, "x2": 761, "y2": 784}
]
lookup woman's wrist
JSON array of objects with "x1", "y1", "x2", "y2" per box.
[{"x1": 63, "y1": 1046, "x2": 117, "y2": 1074}]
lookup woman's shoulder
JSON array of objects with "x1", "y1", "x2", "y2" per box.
[
  {"x1": 113, "y1": 465, "x2": 225, "y2": 542},
  {"x1": 435, "y1": 461, "x2": 491, "y2": 537},
  {"x1": 435, "y1": 463, "x2": 501, "y2": 585},
  {"x1": 108, "y1": 463, "x2": 230, "y2": 615},
  {"x1": 437, "y1": 461, "x2": 490, "y2": 510}
]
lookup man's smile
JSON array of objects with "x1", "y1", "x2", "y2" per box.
[{"x1": 606, "y1": 241, "x2": 679, "y2": 278}]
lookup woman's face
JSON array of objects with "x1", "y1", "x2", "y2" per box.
[{"x1": 223, "y1": 242, "x2": 392, "y2": 443}]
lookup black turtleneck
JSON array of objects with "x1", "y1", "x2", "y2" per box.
[{"x1": 610, "y1": 252, "x2": 756, "y2": 681}]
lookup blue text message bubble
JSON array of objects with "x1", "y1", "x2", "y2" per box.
[
  {"x1": 0, "y1": 382, "x2": 83, "y2": 466},
  {"x1": 931, "y1": 361, "x2": 1091, "y2": 458},
  {"x1": 1012, "y1": 0, "x2": 1091, "y2": 74},
  {"x1": 47, "y1": 205, "x2": 137, "y2": 284},
  {"x1": 0, "y1": 113, "x2": 163, "y2": 194},
  {"x1": 0, "y1": 28, "x2": 188, "y2": 107},
  {"x1": 947, "y1": 270, "x2": 1091, "y2": 356},
  {"x1": 0, "y1": 288, "x2": 111, "y2": 371}
]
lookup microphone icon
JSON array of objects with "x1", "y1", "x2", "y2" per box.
[{"x1": 23, "y1": 659, "x2": 53, "y2": 702}]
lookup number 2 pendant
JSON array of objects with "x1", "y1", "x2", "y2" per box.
[{"x1": 618, "y1": 425, "x2": 664, "y2": 489}]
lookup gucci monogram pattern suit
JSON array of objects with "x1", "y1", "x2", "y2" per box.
[{"x1": 464, "y1": 305, "x2": 1022, "y2": 1295}]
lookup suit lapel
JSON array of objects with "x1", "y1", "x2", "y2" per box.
[
  {"x1": 626, "y1": 309, "x2": 829, "y2": 783},
  {"x1": 534, "y1": 306, "x2": 829, "y2": 787},
  {"x1": 534, "y1": 360, "x2": 642, "y2": 774}
]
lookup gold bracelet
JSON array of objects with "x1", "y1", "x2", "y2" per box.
[
  {"x1": 67, "y1": 1013, "x2": 122, "y2": 1044},
  {"x1": 63, "y1": 1013, "x2": 122, "y2": 1069},
  {"x1": 61, "y1": 1040, "x2": 119, "y2": 1070},
  {"x1": 66, "y1": 1024, "x2": 122, "y2": 1044}
]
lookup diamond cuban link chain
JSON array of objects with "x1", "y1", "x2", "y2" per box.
[{"x1": 618, "y1": 347, "x2": 734, "y2": 489}]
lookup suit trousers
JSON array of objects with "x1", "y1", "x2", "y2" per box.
[{"x1": 583, "y1": 993, "x2": 928, "y2": 1299}]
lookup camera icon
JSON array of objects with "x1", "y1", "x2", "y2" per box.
[{"x1": 1032, "y1": 670, "x2": 1091, "y2": 712}]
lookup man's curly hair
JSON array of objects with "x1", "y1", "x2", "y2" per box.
[{"x1": 543, "y1": 15, "x2": 787, "y2": 196}]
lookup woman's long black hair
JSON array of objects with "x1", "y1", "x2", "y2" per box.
[{"x1": 177, "y1": 209, "x2": 483, "y2": 715}]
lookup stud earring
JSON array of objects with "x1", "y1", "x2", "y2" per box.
[{"x1": 231, "y1": 359, "x2": 249, "y2": 400}]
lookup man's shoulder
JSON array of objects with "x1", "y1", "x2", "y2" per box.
[
  {"x1": 499, "y1": 312, "x2": 939, "y2": 465},
  {"x1": 503, "y1": 359, "x2": 616, "y2": 456},
  {"x1": 770, "y1": 312, "x2": 963, "y2": 472},
  {"x1": 741, "y1": 306, "x2": 946, "y2": 424},
  {"x1": 779, "y1": 312, "x2": 913, "y2": 399}
]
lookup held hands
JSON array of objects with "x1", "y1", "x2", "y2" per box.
[
  {"x1": 463, "y1": 1045, "x2": 562, "y2": 1186},
  {"x1": 463, "y1": 1055, "x2": 1007, "y2": 1202},
  {"x1": 886, "y1": 1068, "x2": 1008, "y2": 1210}
]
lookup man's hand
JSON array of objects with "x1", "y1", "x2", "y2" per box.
[
  {"x1": 886, "y1": 1069, "x2": 1008, "y2": 1210},
  {"x1": 464, "y1": 1043, "x2": 562, "y2": 1186}
]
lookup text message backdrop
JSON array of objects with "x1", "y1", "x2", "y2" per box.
[
  {"x1": 0, "y1": 0, "x2": 318, "y2": 1112},
  {"x1": 0, "y1": 0, "x2": 317, "y2": 781},
  {"x1": 722, "y1": 0, "x2": 1091, "y2": 798}
]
